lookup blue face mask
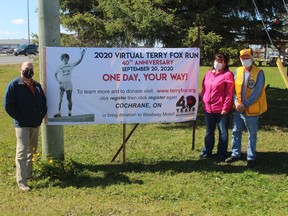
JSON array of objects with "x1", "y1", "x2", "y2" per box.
[
  {"x1": 241, "y1": 59, "x2": 252, "y2": 68},
  {"x1": 214, "y1": 61, "x2": 223, "y2": 70},
  {"x1": 22, "y1": 69, "x2": 34, "y2": 78}
]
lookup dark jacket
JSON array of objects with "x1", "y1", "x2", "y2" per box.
[{"x1": 4, "y1": 76, "x2": 47, "y2": 128}]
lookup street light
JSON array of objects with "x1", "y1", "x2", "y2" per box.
[{"x1": 27, "y1": 0, "x2": 30, "y2": 44}]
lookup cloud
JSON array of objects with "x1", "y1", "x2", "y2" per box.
[
  {"x1": 0, "y1": 29, "x2": 17, "y2": 39},
  {"x1": 0, "y1": 29, "x2": 11, "y2": 36},
  {"x1": 11, "y1": 19, "x2": 26, "y2": 25}
]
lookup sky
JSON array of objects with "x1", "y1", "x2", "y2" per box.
[{"x1": 0, "y1": 0, "x2": 67, "y2": 40}]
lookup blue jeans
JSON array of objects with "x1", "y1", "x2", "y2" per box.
[
  {"x1": 230, "y1": 111, "x2": 259, "y2": 160},
  {"x1": 202, "y1": 112, "x2": 230, "y2": 159}
]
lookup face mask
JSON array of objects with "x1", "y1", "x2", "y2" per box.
[
  {"x1": 22, "y1": 69, "x2": 34, "y2": 79},
  {"x1": 241, "y1": 59, "x2": 252, "y2": 68},
  {"x1": 214, "y1": 61, "x2": 223, "y2": 71}
]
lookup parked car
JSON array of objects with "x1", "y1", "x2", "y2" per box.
[
  {"x1": 0, "y1": 48, "x2": 14, "y2": 54},
  {"x1": 14, "y1": 44, "x2": 38, "y2": 56},
  {"x1": 266, "y1": 51, "x2": 279, "y2": 66}
]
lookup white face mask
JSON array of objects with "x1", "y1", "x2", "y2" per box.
[
  {"x1": 214, "y1": 61, "x2": 223, "y2": 71},
  {"x1": 241, "y1": 59, "x2": 252, "y2": 68}
]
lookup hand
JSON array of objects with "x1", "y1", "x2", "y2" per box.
[
  {"x1": 81, "y1": 48, "x2": 86, "y2": 56},
  {"x1": 235, "y1": 101, "x2": 241, "y2": 110},
  {"x1": 221, "y1": 110, "x2": 228, "y2": 115},
  {"x1": 236, "y1": 104, "x2": 246, "y2": 113}
]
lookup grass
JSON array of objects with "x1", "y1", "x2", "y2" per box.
[{"x1": 0, "y1": 62, "x2": 287, "y2": 215}]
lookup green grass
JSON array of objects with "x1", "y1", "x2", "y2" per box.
[{"x1": 0, "y1": 62, "x2": 287, "y2": 215}]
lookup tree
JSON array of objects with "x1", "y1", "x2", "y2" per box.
[
  {"x1": 60, "y1": 0, "x2": 175, "y2": 47},
  {"x1": 31, "y1": 33, "x2": 39, "y2": 44},
  {"x1": 59, "y1": 0, "x2": 288, "y2": 63}
]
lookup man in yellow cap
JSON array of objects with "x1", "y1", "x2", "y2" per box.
[{"x1": 225, "y1": 48, "x2": 267, "y2": 168}]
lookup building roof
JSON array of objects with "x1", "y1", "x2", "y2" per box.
[{"x1": 0, "y1": 39, "x2": 29, "y2": 45}]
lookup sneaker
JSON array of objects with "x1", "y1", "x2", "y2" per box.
[
  {"x1": 19, "y1": 185, "x2": 31, "y2": 192},
  {"x1": 225, "y1": 156, "x2": 238, "y2": 163},
  {"x1": 54, "y1": 113, "x2": 61, "y2": 118},
  {"x1": 68, "y1": 113, "x2": 71, "y2": 116},
  {"x1": 247, "y1": 160, "x2": 256, "y2": 168}
]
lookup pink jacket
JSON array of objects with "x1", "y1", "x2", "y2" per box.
[{"x1": 201, "y1": 69, "x2": 234, "y2": 113}]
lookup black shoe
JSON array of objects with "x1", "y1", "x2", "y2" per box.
[
  {"x1": 199, "y1": 154, "x2": 211, "y2": 159},
  {"x1": 247, "y1": 160, "x2": 256, "y2": 168},
  {"x1": 68, "y1": 113, "x2": 71, "y2": 116},
  {"x1": 54, "y1": 113, "x2": 61, "y2": 118},
  {"x1": 217, "y1": 157, "x2": 227, "y2": 162},
  {"x1": 225, "y1": 156, "x2": 238, "y2": 163}
]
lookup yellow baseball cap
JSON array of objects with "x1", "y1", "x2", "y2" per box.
[{"x1": 240, "y1": 48, "x2": 252, "y2": 57}]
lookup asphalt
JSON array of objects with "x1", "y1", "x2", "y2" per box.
[{"x1": 0, "y1": 54, "x2": 32, "y2": 64}]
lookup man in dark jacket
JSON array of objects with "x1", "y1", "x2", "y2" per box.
[{"x1": 4, "y1": 61, "x2": 47, "y2": 191}]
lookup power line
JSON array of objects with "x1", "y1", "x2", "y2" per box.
[
  {"x1": 252, "y1": 0, "x2": 275, "y2": 48},
  {"x1": 282, "y1": 0, "x2": 288, "y2": 13}
]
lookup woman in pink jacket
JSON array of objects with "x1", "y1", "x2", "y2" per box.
[{"x1": 200, "y1": 53, "x2": 234, "y2": 161}]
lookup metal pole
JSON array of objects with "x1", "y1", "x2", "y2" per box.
[
  {"x1": 192, "y1": 26, "x2": 200, "y2": 150},
  {"x1": 38, "y1": 0, "x2": 64, "y2": 160},
  {"x1": 192, "y1": 121, "x2": 196, "y2": 150},
  {"x1": 27, "y1": 0, "x2": 30, "y2": 44},
  {"x1": 123, "y1": 124, "x2": 126, "y2": 163}
]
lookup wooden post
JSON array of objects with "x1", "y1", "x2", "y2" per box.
[{"x1": 38, "y1": 0, "x2": 64, "y2": 160}]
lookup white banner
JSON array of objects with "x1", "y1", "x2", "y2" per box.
[{"x1": 45, "y1": 47, "x2": 199, "y2": 125}]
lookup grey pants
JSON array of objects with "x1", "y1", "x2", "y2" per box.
[{"x1": 15, "y1": 127, "x2": 39, "y2": 187}]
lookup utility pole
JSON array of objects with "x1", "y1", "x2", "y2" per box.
[
  {"x1": 27, "y1": 0, "x2": 30, "y2": 44},
  {"x1": 38, "y1": 0, "x2": 64, "y2": 160}
]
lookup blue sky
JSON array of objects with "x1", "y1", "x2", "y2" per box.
[
  {"x1": 0, "y1": 0, "x2": 68, "y2": 40},
  {"x1": 0, "y1": 0, "x2": 38, "y2": 39}
]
